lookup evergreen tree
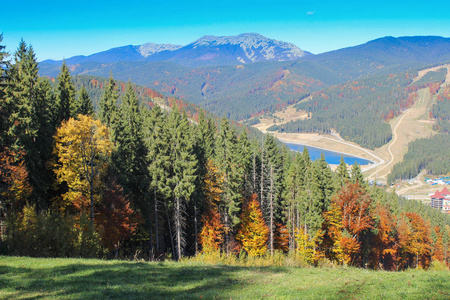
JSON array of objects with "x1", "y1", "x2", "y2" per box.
[
  {"x1": 75, "y1": 86, "x2": 94, "y2": 117},
  {"x1": 336, "y1": 156, "x2": 350, "y2": 187},
  {"x1": 190, "y1": 111, "x2": 216, "y2": 254},
  {"x1": 56, "y1": 61, "x2": 76, "y2": 124},
  {"x1": 100, "y1": 74, "x2": 119, "y2": 129},
  {"x1": 166, "y1": 107, "x2": 197, "y2": 260},
  {"x1": 215, "y1": 118, "x2": 244, "y2": 254},
  {"x1": 0, "y1": 33, "x2": 10, "y2": 146},
  {"x1": 351, "y1": 162, "x2": 365, "y2": 185},
  {"x1": 113, "y1": 82, "x2": 148, "y2": 215},
  {"x1": 144, "y1": 104, "x2": 171, "y2": 254},
  {"x1": 262, "y1": 134, "x2": 284, "y2": 255}
]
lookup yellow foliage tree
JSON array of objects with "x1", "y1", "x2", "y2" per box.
[
  {"x1": 295, "y1": 228, "x2": 317, "y2": 264},
  {"x1": 53, "y1": 115, "x2": 111, "y2": 223},
  {"x1": 199, "y1": 159, "x2": 225, "y2": 254},
  {"x1": 236, "y1": 194, "x2": 269, "y2": 257}
]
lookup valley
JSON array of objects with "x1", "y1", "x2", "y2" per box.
[{"x1": 251, "y1": 64, "x2": 450, "y2": 201}]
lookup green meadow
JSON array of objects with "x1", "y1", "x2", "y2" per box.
[{"x1": 0, "y1": 256, "x2": 449, "y2": 299}]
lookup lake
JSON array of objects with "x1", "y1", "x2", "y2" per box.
[{"x1": 284, "y1": 142, "x2": 373, "y2": 165}]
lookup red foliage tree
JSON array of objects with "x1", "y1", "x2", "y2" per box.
[{"x1": 96, "y1": 175, "x2": 138, "y2": 256}]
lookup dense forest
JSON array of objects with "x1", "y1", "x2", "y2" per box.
[
  {"x1": 1, "y1": 37, "x2": 450, "y2": 270},
  {"x1": 269, "y1": 70, "x2": 447, "y2": 150}
]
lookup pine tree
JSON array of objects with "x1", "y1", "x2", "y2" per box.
[
  {"x1": 56, "y1": 61, "x2": 76, "y2": 124},
  {"x1": 75, "y1": 86, "x2": 94, "y2": 117}
]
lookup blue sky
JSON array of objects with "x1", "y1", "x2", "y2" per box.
[{"x1": 2, "y1": 0, "x2": 450, "y2": 61}]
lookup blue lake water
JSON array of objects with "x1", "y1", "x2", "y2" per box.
[{"x1": 284, "y1": 143, "x2": 373, "y2": 165}]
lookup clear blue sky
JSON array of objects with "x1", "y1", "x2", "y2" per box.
[{"x1": 2, "y1": 0, "x2": 450, "y2": 61}]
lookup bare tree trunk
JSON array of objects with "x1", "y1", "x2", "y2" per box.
[
  {"x1": 165, "y1": 199, "x2": 175, "y2": 259},
  {"x1": 175, "y1": 196, "x2": 182, "y2": 260},
  {"x1": 194, "y1": 200, "x2": 198, "y2": 255},
  {"x1": 252, "y1": 148, "x2": 257, "y2": 194},
  {"x1": 260, "y1": 143, "x2": 265, "y2": 207},
  {"x1": 154, "y1": 188, "x2": 159, "y2": 253},
  {"x1": 224, "y1": 210, "x2": 230, "y2": 255},
  {"x1": 269, "y1": 165, "x2": 274, "y2": 256}
]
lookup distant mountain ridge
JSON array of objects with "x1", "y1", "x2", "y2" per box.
[
  {"x1": 42, "y1": 33, "x2": 309, "y2": 67},
  {"x1": 39, "y1": 34, "x2": 450, "y2": 121}
]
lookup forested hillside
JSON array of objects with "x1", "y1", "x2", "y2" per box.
[
  {"x1": 2, "y1": 37, "x2": 450, "y2": 270},
  {"x1": 388, "y1": 71, "x2": 450, "y2": 183}
]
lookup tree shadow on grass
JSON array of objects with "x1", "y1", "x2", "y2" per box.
[{"x1": 0, "y1": 259, "x2": 291, "y2": 299}]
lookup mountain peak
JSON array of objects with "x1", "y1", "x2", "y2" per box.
[
  {"x1": 189, "y1": 33, "x2": 308, "y2": 63},
  {"x1": 138, "y1": 43, "x2": 182, "y2": 57}
]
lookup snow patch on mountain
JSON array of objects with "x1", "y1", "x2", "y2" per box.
[
  {"x1": 138, "y1": 43, "x2": 182, "y2": 57},
  {"x1": 190, "y1": 33, "x2": 307, "y2": 62}
]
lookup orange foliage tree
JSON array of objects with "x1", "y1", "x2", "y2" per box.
[
  {"x1": 236, "y1": 194, "x2": 269, "y2": 257},
  {"x1": 397, "y1": 212, "x2": 432, "y2": 269},
  {"x1": 0, "y1": 149, "x2": 32, "y2": 217},
  {"x1": 432, "y1": 226, "x2": 445, "y2": 263},
  {"x1": 331, "y1": 182, "x2": 374, "y2": 265},
  {"x1": 199, "y1": 159, "x2": 224, "y2": 254},
  {"x1": 370, "y1": 204, "x2": 398, "y2": 270}
]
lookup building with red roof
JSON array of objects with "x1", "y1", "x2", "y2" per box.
[{"x1": 430, "y1": 187, "x2": 450, "y2": 213}]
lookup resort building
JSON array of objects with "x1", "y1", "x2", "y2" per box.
[{"x1": 430, "y1": 187, "x2": 450, "y2": 213}]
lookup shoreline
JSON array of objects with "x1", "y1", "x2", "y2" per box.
[{"x1": 278, "y1": 138, "x2": 375, "y2": 165}]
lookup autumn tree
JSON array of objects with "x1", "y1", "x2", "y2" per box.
[
  {"x1": 199, "y1": 159, "x2": 224, "y2": 253},
  {"x1": 53, "y1": 115, "x2": 111, "y2": 223},
  {"x1": 397, "y1": 212, "x2": 432, "y2": 269},
  {"x1": 96, "y1": 172, "x2": 138, "y2": 257},
  {"x1": 236, "y1": 194, "x2": 269, "y2": 257},
  {"x1": 332, "y1": 182, "x2": 374, "y2": 265}
]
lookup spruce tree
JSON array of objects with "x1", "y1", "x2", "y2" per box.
[
  {"x1": 166, "y1": 107, "x2": 197, "y2": 260},
  {"x1": 56, "y1": 61, "x2": 76, "y2": 124},
  {"x1": 336, "y1": 156, "x2": 350, "y2": 187},
  {"x1": 0, "y1": 33, "x2": 9, "y2": 146},
  {"x1": 262, "y1": 134, "x2": 284, "y2": 255},
  {"x1": 215, "y1": 118, "x2": 244, "y2": 254},
  {"x1": 351, "y1": 162, "x2": 365, "y2": 186},
  {"x1": 114, "y1": 82, "x2": 148, "y2": 214},
  {"x1": 100, "y1": 74, "x2": 119, "y2": 129},
  {"x1": 190, "y1": 111, "x2": 216, "y2": 254},
  {"x1": 75, "y1": 86, "x2": 94, "y2": 117},
  {"x1": 145, "y1": 104, "x2": 171, "y2": 254}
]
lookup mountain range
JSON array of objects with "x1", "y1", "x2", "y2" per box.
[
  {"x1": 42, "y1": 33, "x2": 309, "y2": 67},
  {"x1": 39, "y1": 33, "x2": 450, "y2": 119}
]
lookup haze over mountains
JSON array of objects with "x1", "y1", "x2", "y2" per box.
[{"x1": 39, "y1": 33, "x2": 450, "y2": 119}]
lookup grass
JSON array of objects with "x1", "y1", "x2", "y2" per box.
[{"x1": 0, "y1": 255, "x2": 449, "y2": 299}]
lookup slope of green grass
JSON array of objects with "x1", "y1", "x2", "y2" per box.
[{"x1": 0, "y1": 256, "x2": 449, "y2": 299}]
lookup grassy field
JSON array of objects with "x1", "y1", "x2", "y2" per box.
[{"x1": 0, "y1": 256, "x2": 449, "y2": 299}]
